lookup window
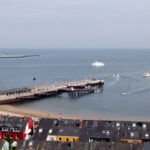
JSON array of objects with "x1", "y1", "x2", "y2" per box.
[
  {"x1": 93, "y1": 121, "x2": 98, "y2": 127},
  {"x1": 59, "y1": 138, "x2": 62, "y2": 141},
  {"x1": 14, "y1": 128, "x2": 19, "y2": 132},
  {"x1": 72, "y1": 139, "x2": 75, "y2": 142},
  {"x1": 16, "y1": 135, "x2": 19, "y2": 139},
  {"x1": 66, "y1": 138, "x2": 69, "y2": 142},
  {"x1": 2, "y1": 127, "x2": 8, "y2": 131},
  {"x1": 10, "y1": 135, "x2": 13, "y2": 138},
  {"x1": 10, "y1": 128, "x2": 14, "y2": 132}
]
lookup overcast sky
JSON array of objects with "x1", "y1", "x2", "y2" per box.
[{"x1": 0, "y1": 0, "x2": 150, "y2": 49}]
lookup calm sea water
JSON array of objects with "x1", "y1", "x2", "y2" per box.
[{"x1": 0, "y1": 49, "x2": 150, "y2": 121}]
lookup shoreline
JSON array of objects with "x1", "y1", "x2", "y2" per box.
[
  {"x1": 0, "y1": 105, "x2": 149, "y2": 122},
  {"x1": 0, "y1": 105, "x2": 96, "y2": 120}
]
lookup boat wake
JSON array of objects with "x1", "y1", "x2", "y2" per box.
[
  {"x1": 123, "y1": 86, "x2": 150, "y2": 95},
  {"x1": 121, "y1": 75, "x2": 140, "y2": 82},
  {"x1": 106, "y1": 76, "x2": 120, "y2": 87}
]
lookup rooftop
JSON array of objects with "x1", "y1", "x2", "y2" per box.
[
  {"x1": 33, "y1": 118, "x2": 150, "y2": 142},
  {"x1": 0, "y1": 115, "x2": 30, "y2": 133},
  {"x1": 17, "y1": 140, "x2": 144, "y2": 150}
]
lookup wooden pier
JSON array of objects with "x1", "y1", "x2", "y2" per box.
[{"x1": 0, "y1": 79, "x2": 104, "y2": 104}]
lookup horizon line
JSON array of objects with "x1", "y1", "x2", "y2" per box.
[{"x1": 1, "y1": 48, "x2": 150, "y2": 50}]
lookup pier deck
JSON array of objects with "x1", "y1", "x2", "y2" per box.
[{"x1": 0, "y1": 79, "x2": 104, "y2": 104}]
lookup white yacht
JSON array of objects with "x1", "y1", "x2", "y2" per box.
[
  {"x1": 121, "y1": 92, "x2": 128, "y2": 96},
  {"x1": 92, "y1": 61, "x2": 104, "y2": 67},
  {"x1": 143, "y1": 72, "x2": 150, "y2": 77}
]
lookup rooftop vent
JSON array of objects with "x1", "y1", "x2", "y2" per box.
[
  {"x1": 39, "y1": 128, "x2": 43, "y2": 133},
  {"x1": 49, "y1": 129, "x2": 53, "y2": 134},
  {"x1": 130, "y1": 132, "x2": 134, "y2": 137},
  {"x1": 59, "y1": 129, "x2": 63, "y2": 133},
  {"x1": 116, "y1": 123, "x2": 120, "y2": 127},
  {"x1": 29, "y1": 141, "x2": 33, "y2": 146},
  {"x1": 19, "y1": 118, "x2": 23, "y2": 123},
  {"x1": 106, "y1": 130, "x2": 110, "y2": 136},
  {"x1": 143, "y1": 124, "x2": 147, "y2": 128},
  {"x1": 145, "y1": 133, "x2": 149, "y2": 138},
  {"x1": 54, "y1": 120, "x2": 59, "y2": 126},
  {"x1": 132, "y1": 123, "x2": 136, "y2": 128},
  {"x1": 102, "y1": 130, "x2": 106, "y2": 134}
]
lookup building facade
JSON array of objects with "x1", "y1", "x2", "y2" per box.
[{"x1": 0, "y1": 116, "x2": 33, "y2": 141}]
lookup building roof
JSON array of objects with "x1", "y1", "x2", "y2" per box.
[
  {"x1": 16, "y1": 140, "x2": 144, "y2": 150},
  {"x1": 33, "y1": 118, "x2": 55, "y2": 140},
  {"x1": 33, "y1": 118, "x2": 150, "y2": 142},
  {"x1": 33, "y1": 118, "x2": 81, "y2": 141},
  {"x1": 144, "y1": 142, "x2": 150, "y2": 150},
  {"x1": 80, "y1": 120, "x2": 150, "y2": 141},
  {"x1": 0, "y1": 115, "x2": 30, "y2": 133}
]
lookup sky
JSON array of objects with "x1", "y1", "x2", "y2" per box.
[{"x1": 0, "y1": 0, "x2": 150, "y2": 49}]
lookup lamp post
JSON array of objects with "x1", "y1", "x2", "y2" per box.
[{"x1": 33, "y1": 77, "x2": 36, "y2": 88}]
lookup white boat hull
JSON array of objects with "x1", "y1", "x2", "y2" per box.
[{"x1": 92, "y1": 62, "x2": 104, "y2": 67}]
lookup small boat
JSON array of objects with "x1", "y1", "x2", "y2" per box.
[
  {"x1": 143, "y1": 72, "x2": 150, "y2": 77},
  {"x1": 92, "y1": 61, "x2": 104, "y2": 67},
  {"x1": 113, "y1": 74, "x2": 120, "y2": 78},
  {"x1": 121, "y1": 92, "x2": 128, "y2": 96}
]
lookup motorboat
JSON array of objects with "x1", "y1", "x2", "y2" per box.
[
  {"x1": 121, "y1": 92, "x2": 128, "y2": 96},
  {"x1": 92, "y1": 61, "x2": 104, "y2": 67},
  {"x1": 113, "y1": 74, "x2": 120, "y2": 78},
  {"x1": 143, "y1": 72, "x2": 150, "y2": 77}
]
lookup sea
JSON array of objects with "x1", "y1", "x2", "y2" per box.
[{"x1": 0, "y1": 49, "x2": 150, "y2": 121}]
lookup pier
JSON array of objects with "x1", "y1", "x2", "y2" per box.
[{"x1": 0, "y1": 79, "x2": 104, "y2": 104}]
